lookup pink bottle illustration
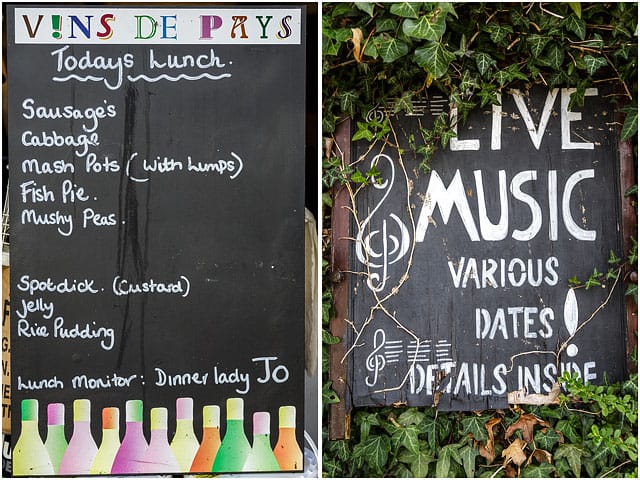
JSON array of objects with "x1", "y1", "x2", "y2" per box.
[
  {"x1": 111, "y1": 399, "x2": 148, "y2": 474},
  {"x1": 89, "y1": 407, "x2": 121, "y2": 474},
  {"x1": 142, "y1": 407, "x2": 180, "y2": 473},
  {"x1": 58, "y1": 399, "x2": 98, "y2": 475},
  {"x1": 170, "y1": 397, "x2": 200, "y2": 471},
  {"x1": 44, "y1": 403, "x2": 67, "y2": 474}
]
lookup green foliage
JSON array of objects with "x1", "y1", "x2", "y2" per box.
[{"x1": 323, "y1": 373, "x2": 638, "y2": 477}]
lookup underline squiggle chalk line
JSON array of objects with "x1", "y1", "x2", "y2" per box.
[
  {"x1": 127, "y1": 72, "x2": 232, "y2": 82},
  {"x1": 52, "y1": 72, "x2": 232, "y2": 85},
  {"x1": 53, "y1": 74, "x2": 106, "y2": 83}
]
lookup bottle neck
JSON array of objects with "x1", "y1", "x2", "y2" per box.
[
  {"x1": 100, "y1": 428, "x2": 120, "y2": 445},
  {"x1": 20, "y1": 419, "x2": 41, "y2": 436},
  {"x1": 202, "y1": 426, "x2": 221, "y2": 441},
  {"x1": 124, "y1": 421, "x2": 144, "y2": 438},
  {"x1": 72, "y1": 420, "x2": 92, "y2": 435},
  {"x1": 47, "y1": 424, "x2": 65, "y2": 435},
  {"x1": 225, "y1": 419, "x2": 246, "y2": 437},
  {"x1": 175, "y1": 418, "x2": 195, "y2": 436},
  {"x1": 276, "y1": 427, "x2": 298, "y2": 444},
  {"x1": 149, "y1": 428, "x2": 169, "y2": 443},
  {"x1": 252, "y1": 433, "x2": 272, "y2": 448}
]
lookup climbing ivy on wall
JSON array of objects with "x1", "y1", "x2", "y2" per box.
[{"x1": 322, "y1": 2, "x2": 637, "y2": 478}]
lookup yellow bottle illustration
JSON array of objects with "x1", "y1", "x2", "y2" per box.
[
  {"x1": 13, "y1": 399, "x2": 55, "y2": 476},
  {"x1": 89, "y1": 407, "x2": 121, "y2": 474},
  {"x1": 273, "y1": 406, "x2": 303, "y2": 471},
  {"x1": 170, "y1": 397, "x2": 200, "y2": 471}
]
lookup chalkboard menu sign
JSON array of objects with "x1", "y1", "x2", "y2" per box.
[
  {"x1": 8, "y1": 5, "x2": 305, "y2": 475},
  {"x1": 347, "y1": 87, "x2": 627, "y2": 411}
]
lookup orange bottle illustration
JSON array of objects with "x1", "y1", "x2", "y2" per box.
[
  {"x1": 190, "y1": 405, "x2": 221, "y2": 472},
  {"x1": 273, "y1": 406, "x2": 303, "y2": 471}
]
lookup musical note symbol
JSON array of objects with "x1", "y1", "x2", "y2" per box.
[
  {"x1": 355, "y1": 154, "x2": 411, "y2": 292},
  {"x1": 365, "y1": 329, "x2": 387, "y2": 387}
]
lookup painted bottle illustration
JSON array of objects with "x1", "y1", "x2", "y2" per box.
[
  {"x1": 89, "y1": 407, "x2": 121, "y2": 474},
  {"x1": 211, "y1": 397, "x2": 252, "y2": 472},
  {"x1": 170, "y1": 397, "x2": 200, "y2": 471},
  {"x1": 44, "y1": 403, "x2": 67, "y2": 474},
  {"x1": 111, "y1": 399, "x2": 148, "y2": 474},
  {"x1": 190, "y1": 405, "x2": 221, "y2": 472},
  {"x1": 243, "y1": 412, "x2": 280, "y2": 472},
  {"x1": 142, "y1": 407, "x2": 180, "y2": 473},
  {"x1": 58, "y1": 399, "x2": 98, "y2": 475},
  {"x1": 273, "y1": 405, "x2": 303, "y2": 471},
  {"x1": 13, "y1": 399, "x2": 55, "y2": 476}
]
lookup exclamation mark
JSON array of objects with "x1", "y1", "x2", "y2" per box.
[{"x1": 52, "y1": 15, "x2": 62, "y2": 39}]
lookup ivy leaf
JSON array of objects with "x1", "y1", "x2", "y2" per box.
[
  {"x1": 555, "y1": 419, "x2": 581, "y2": 444},
  {"x1": 568, "y1": 2, "x2": 581, "y2": 18},
  {"x1": 485, "y1": 23, "x2": 513, "y2": 45},
  {"x1": 352, "y1": 435, "x2": 391, "y2": 475},
  {"x1": 421, "y1": 415, "x2": 439, "y2": 450},
  {"x1": 563, "y1": 14, "x2": 586, "y2": 40},
  {"x1": 555, "y1": 444, "x2": 588, "y2": 477},
  {"x1": 415, "y1": 41, "x2": 456, "y2": 78},
  {"x1": 322, "y1": 329, "x2": 341, "y2": 344},
  {"x1": 583, "y1": 55, "x2": 607, "y2": 76},
  {"x1": 459, "y1": 444, "x2": 479, "y2": 477},
  {"x1": 527, "y1": 34, "x2": 551, "y2": 57},
  {"x1": 621, "y1": 103, "x2": 638, "y2": 141},
  {"x1": 398, "y1": 408, "x2": 425, "y2": 426},
  {"x1": 322, "y1": 381, "x2": 340, "y2": 406},
  {"x1": 378, "y1": 36, "x2": 410, "y2": 63},
  {"x1": 392, "y1": 425, "x2": 421, "y2": 454},
  {"x1": 376, "y1": 17, "x2": 398, "y2": 33},
  {"x1": 393, "y1": 91, "x2": 414, "y2": 114},
  {"x1": 474, "y1": 52, "x2": 496, "y2": 77},
  {"x1": 546, "y1": 43, "x2": 565, "y2": 70},
  {"x1": 625, "y1": 282, "x2": 638, "y2": 304},
  {"x1": 398, "y1": 449, "x2": 435, "y2": 477},
  {"x1": 390, "y1": 2, "x2": 422, "y2": 19},
  {"x1": 352, "y1": 122, "x2": 374, "y2": 142},
  {"x1": 461, "y1": 414, "x2": 491, "y2": 442},
  {"x1": 521, "y1": 463, "x2": 556, "y2": 477},
  {"x1": 436, "y1": 444, "x2": 463, "y2": 478},
  {"x1": 329, "y1": 439, "x2": 351, "y2": 462},
  {"x1": 339, "y1": 90, "x2": 359, "y2": 117},
  {"x1": 322, "y1": 458, "x2": 343, "y2": 477},
  {"x1": 534, "y1": 428, "x2": 562, "y2": 451},
  {"x1": 402, "y1": 12, "x2": 446, "y2": 41},
  {"x1": 608, "y1": 250, "x2": 622, "y2": 265},
  {"x1": 354, "y1": 2, "x2": 375, "y2": 17}
]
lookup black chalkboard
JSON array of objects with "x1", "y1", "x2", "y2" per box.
[
  {"x1": 347, "y1": 86, "x2": 627, "y2": 411},
  {"x1": 8, "y1": 4, "x2": 305, "y2": 475}
]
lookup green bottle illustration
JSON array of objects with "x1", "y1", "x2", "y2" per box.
[
  {"x1": 13, "y1": 399, "x2": 55, "y2": 476},
  {"x1": 211, "y1": 398, "x2": 251, "y2": 472},
  {"x1": 243, "y1": 412, "x2": 280, "y2": 472},
  {"x1": 44, "y1": 403, "x2": 67, "y2": 474}
]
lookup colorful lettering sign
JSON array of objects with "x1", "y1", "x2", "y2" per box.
[{"x1": 8, "y1": 4, "x2": 306, "y2": 475}]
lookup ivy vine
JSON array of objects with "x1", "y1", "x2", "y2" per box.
[{"x1": 322, "y1": 2, "x2": 638, "y2": 478}]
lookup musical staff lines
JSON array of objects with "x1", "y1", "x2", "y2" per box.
[{"x1": 365, "y1": 329, "x2": 455, "y2": 387}]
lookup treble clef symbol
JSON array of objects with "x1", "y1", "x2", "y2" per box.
[
  {"x1": 365, "y1": 329, "x2": 386, "y2": 387},
  {"x1": 355, "y1": 154, "x2": 411, "y2": 292}
]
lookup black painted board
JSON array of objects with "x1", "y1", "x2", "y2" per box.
[
  {"x1": 8, "y1": 4, "x2": 305, "y2": 475},
  {"x1": 349, "y1": 86, "x2": 626, "y2": 410}
]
